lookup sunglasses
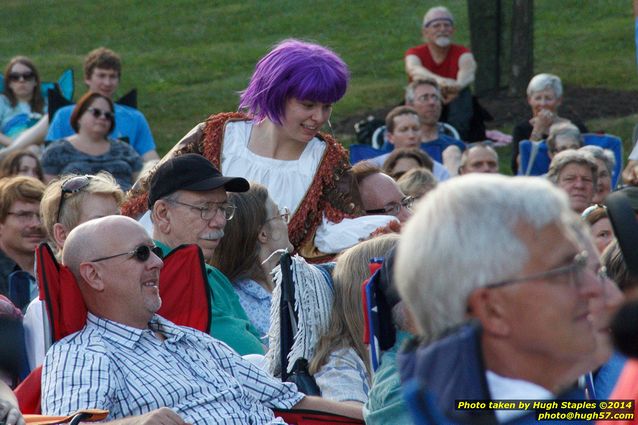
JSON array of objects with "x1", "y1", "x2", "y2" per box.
[
  {"x1": 90, "y1": 244, "x2": 164, "y2": 263},
  {"x1": 57, "y1": 175, "x2": 93, "y2": 223},
  {"x1": 8, "y1": 72, "x2": 35, "y2": 82},
  {"x1": 86, "y1": 107, "x2": 114, "y2": 121}
]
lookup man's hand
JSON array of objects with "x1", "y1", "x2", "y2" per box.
[{"x1": 0, "y1": 399, "x2": 25, "y2": 425}]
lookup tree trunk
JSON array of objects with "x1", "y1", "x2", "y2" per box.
[
  {"x1": 468, "y1": 0, "x2": 501, "y2": 96},
  {"x1": 509, "y1": 0, "x2": 534, "y2": 96}
]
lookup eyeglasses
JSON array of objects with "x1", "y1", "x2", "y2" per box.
[
  {"x1": 90, "y1": 244, "x2": 163, "y2": 263},
  {"x1": 581, "y1": 204, "x2": 606, "y2": 219},
  {"x1": 484, "y1": 251, "x2": 602, "y2": 290},
  {"x1": 167, "y1": 199, "x2": 236, "y2": 221},
  {"x1": 57, "y1": 175, "x2": 93, "y2": 223},
  {"x1": 7, "y1": 211, "x2": 41, "y2": 223},
  {"x1": 86, "y1": 107, "x2": 114, "y2": 121},
  {"x1": 365, "y1": 196, "x2": 414, "y2": 216},
  {"x1": 8, "y1": 72, "x2": 35, "y2": 82},
  {"x1": 265, "y1": 207, "x2": 291, "y2": 224}
]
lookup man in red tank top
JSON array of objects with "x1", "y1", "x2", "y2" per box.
[{"x1": 404, "y1": 6, "x2": 477, "y2": 140}]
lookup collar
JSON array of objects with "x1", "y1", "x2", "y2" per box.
[
  {"x1": 236, "y1": 278, "x2": 271, "y2": 300},
  {"x1": 153, "y1": 240, "x2": 173, "y2": 257},
  {"x1": 86, "y1": 313, "x2": 185, "y2": 348}
]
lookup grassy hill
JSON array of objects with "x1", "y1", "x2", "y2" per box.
[{"x1": 1, "y1": 0, "x2": 636, "y2": 156}]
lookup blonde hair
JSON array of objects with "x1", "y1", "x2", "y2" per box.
[
  {"x1": 397, "y1": 167, "x2": 437, "y2": 198},
  {"x1": 309, "y1": 234, "x2": 400, "y2": 377},
  {"x1": 40, "y1": 172, "x2": 124, "y2": 246}
]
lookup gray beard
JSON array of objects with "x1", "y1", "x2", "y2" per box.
[{"x1": 434, "y1": 37, "x2": 451, "y2": 48}]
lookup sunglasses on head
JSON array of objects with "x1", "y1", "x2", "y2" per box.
[
  {"x1": 86, "y1": 107, "x2": 114, "y2": 121},
  {"x1": 8, "y1": 72, "x2": 35, "y2": 82},
  {"x1": 57, "y1": 175, "x2": 93, "y2": 223},
  {"x1": 90, "y1": 244, "x2": 164, "y2": 263}
]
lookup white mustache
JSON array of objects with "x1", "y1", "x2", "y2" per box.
[{"x1": 201, "y1": 229, "x2": 224, "y2": 240}]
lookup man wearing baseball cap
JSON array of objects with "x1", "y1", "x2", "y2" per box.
[{"x1": 148, "y1": 153, "x2": 264, "y2": 355}]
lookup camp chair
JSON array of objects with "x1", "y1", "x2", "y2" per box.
[
  {"x1": 24, "y1": 409, "x2": 108, "y2": 425},
  {"x1": 15, "y1": 242, "x2": 211, "y2": 414},
  {"x1": 274, "y1": 409, "x2": 365, "y2": 425},
  {"x1": 518, "y1": 139, "x2": 550, "y2": 176},
  {"x1": 519, "y1": 133, "x2": 623, "y2": 184}
]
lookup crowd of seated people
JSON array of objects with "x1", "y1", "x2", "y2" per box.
[{"x1": 2, "y1": 5, "x2": 638, "y2": 425}]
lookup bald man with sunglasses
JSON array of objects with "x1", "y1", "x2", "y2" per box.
[{"x1": 41, "y1": 215, "x2": 363, "y2": 424}]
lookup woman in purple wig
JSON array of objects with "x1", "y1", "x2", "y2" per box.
[{"x1": 124, "y1": 39, "x2": 393, "y2": 261}]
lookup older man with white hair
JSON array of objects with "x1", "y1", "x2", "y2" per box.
[
  {"x1": 395, "y1": 174, "x2": 605, "y2": 424},
  {"x1": 404, "y1": 6, "x2": 476, "y2": 140},
  {"x1": 547, "y1": 149, "x2": 598, "y2": 214}
]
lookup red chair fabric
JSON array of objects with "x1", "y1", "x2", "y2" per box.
[{"x1": 274, "y1": 409, "x2": 364, "y2": 424}]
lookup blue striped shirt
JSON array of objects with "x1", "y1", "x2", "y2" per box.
[{"x1": 42, "y1": 313, "x2": 303, "y2": 424}]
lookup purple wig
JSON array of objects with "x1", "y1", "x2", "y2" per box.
[{"x1": 238, "y1": 39, "x2": 350, "y2": 125}]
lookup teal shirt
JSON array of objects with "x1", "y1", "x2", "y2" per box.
[
  {"x1": 363, "y1": 330, "x2": 413, "y2": 425},
  {"x1": 155, "y1": 241, "x2": 265, "y2": 355}
]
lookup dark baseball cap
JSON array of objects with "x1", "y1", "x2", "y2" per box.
[{"x1": 148, "y1": 154, "x2": 249, "y2": 208}]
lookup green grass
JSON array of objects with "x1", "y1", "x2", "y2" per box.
[{"x1": 1, "y1": 0, "x2": 636, "y2": 155}]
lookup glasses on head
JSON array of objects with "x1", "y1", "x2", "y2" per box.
[
  {"x1": 484, "y1": 251, "x2": 601, "y2": 290},
  {"x1": 265, "y1": 207, "x2": 291, "y2": 224},
  {"x1": 8, "y1": 72, "x2": 35, "y2": 82},
  {"x1": 167, "y1": 199, "x2": 236, "y2": 221},
  {"x1": 365, "y1": 196, "x2": 414, "y2": 216},
  {"x1": 57, "y1": 175, "x2": 93, "y2": 223},
  {"x1": 581, "y1": 204, "x2": 606, "y2": 219},
  {"x1": 86, "y1": 107, "x2": 114, "y2": 121},
  {"x1": 7, "y1": 211, "x2": 41, "y2": 223},
  {"x1": 90, "y1": 244, "x2": 163, "y2": 263}
]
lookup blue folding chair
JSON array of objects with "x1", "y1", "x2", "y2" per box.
[{"x1": 518, "y1": 140, "x2": 551, "y2": 176}]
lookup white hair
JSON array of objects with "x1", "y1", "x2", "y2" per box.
[
  {"x1": 527, "y1": 73, "x2": 563, "y2": 99},
  {"x1": 579, "y1": 145, "x2": 615, "y2": 174},
  {"x1": 395, "y1": 174, "x2": 572, "y2": 341}
]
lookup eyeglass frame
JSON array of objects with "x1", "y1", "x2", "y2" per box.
[
  {"x1": 6, "y1": 210, "x2": 41, "y2": 223},
  {"x1": 484, "y1": 250, "x2": 606, "y2": 290},
  {"x1": 8, "y1": 72, "x2": 36, "y2": 82},
  {"x1": 90, "y1": 244, "x2": 163, "y2": 263},
  {"x1": 265, "y1": 206, "x2": 291, "y2": 224},
  {"x1": 57, "y1": 175, "x2": 93, "y2": 223},
  {"x1": 165, "y1": 199, "x2": 236, "y2": 221},
  {"x1": 365, "y1": 196, "x2": 414, "y2": 216},
  {"x1": 86, "y1": 107, "x2": 114, "y2": 121}
]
